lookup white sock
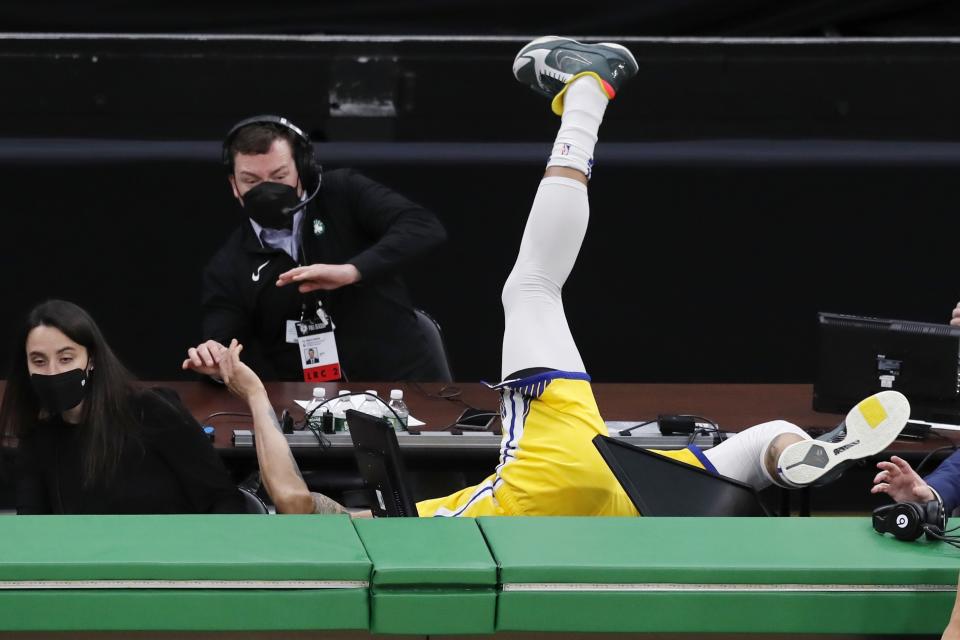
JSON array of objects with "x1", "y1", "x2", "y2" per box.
[{"x1": 547, "y1": 77, "x2": 609, "y2": 178}]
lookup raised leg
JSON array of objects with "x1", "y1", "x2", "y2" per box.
[{"x1": 500, "y1": 77, "x2": 611, "y2": 378}]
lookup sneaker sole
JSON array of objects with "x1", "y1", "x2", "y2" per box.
[{"x1": 778, "y1": 390, "x2": 910, "y2": 487}]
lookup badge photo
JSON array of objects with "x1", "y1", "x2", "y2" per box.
[{"x1": 296, "y1": 316, "x2": 341, "y2": 382}]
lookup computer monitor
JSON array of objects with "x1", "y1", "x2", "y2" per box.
[
  {"x1": 814, "y1": 312, "x2": 960, "y2": 422},
  {"x1": 346, "y1": 409, "x2": 418, "y2": 517},
  {"x1": 592, "y1": 435, "x2": 769, "y2": 517}
]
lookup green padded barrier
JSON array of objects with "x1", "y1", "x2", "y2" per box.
[
  {"x1": 496, "y1": 591, "x2": 957, "y2": 635},
  {"x1": 0, "y1": 515, "x2": 369, "y2": 583},
  {"x1": 354, "y1": 518, "x2": 497, "y2": 635},
  {"x1": 0, "y1": 515, "x2": 371, "y2": 631},
  {"x1": 479, "y1": 516, "x2": 960, "y2": 635},
  {"x1": 0, "y1": 589, "x2": 367, "y2": 632}
]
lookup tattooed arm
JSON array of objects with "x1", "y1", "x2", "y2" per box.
[
  {"x1": 311, "y1": 492, "x2": 355, "y2": 515},
  {"x1": 245, "y1": 389, "x2": 318, "y2": 514},
  {"x1": 185, "y1": 339, "x2": 350, "y2": 515}
]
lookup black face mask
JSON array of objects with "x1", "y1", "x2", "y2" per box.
[
  {"x1": 240, "y1": 181, "x2": 301, "y2": 230},
  {"x1": 31, "y1": 368, "x2": 89, "y2": 415}
]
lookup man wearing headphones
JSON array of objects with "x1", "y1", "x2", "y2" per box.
[{"x1": 188, "y1": 116, "x2": 447, "y2": 382}]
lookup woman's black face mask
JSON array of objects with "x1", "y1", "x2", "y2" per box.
[
  {"x1": 240, "y1": 181, "x2": 300, "y2": 230},
  {"x1": 30, "y1": 368, "x2": 89, "y2": 415}
]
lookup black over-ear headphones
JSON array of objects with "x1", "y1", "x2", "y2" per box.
[
  {"x1": 873, "y1": 500, "x2": 946, "y2": 542},
  {"x1": 221, "y1": 114, "x2": 322, "y2": 194}
]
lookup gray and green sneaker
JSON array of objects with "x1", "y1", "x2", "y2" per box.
[{"x1": 512, "y1": 36, "x2": 638, "y2": 115}]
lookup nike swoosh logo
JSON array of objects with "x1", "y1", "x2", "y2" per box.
[
  {"x1": 251, "y1": 260, "x2": 270, "y2": 282},
  {"x1": 557, "y1": 52, "x2": 590, "y2": 69},
  {"x1": 512, "y1": 56, "x2": 532, "y2": 75},
  {"x1": 522, "y1": 49, "x2": 573, "y2": 89},
  {"x1": 524, "y1": 50, "x2": 550, "y2": 89}
]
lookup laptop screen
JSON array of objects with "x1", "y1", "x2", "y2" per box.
[{"x1": 593, "y1": 435, "x2": 769, "y2": 517}]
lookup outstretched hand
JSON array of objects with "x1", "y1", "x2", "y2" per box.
[
  {"x1": 182, "y1": 339, "x2": 266, "y2": 402},
  {"x1": 871, "y1": 455, "x2": 935, "y2": 503},
  {"x1": 182, "y1": 339, "x2": 227, "y2": 378},
  {"x1": 276, "y1": 263, "x2": 360, "y2": 293}
]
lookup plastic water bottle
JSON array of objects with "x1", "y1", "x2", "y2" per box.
[
  {"x1": 386, "y1": 389, "x2": 409, "y2": 431},
  {"x1": 305, "y1": 387, "x2": 328, "y2": 430},
  {"x1": 331, "y1": 390, "x2": 352, "y2": 433},
  {"x1": 358, "y1": 390, "x2": 383, "y2": 419}
]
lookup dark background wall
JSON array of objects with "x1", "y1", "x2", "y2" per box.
[
  {"x1": 0, "y1": 35, "x2": 958, "y2": 383},
  {"x1": 3, "y1": 0, "x2": 960, "y2": 37}
]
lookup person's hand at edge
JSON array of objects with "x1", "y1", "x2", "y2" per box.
[{"x1": 871, "y1": 455, "x2": 936, "y2": 503}]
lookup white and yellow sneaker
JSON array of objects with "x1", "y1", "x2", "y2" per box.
[{"x1": 778, "y1": 390, "x2": 910, "y2": 487}]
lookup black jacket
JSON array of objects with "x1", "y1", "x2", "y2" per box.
[
  {"x1": 16, "y1": 389, "x2": 244, "y2": 515},
  {"x1": 202, "y1": 169, "x2": 448, "y2": 381}
]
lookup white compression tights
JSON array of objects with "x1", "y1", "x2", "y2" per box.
[
  {"x1": 500, "y1": 76, "x2": 604, "y2": 379},
  {"x1": 500, "y1": 176, "x2": 589, "y2": 378}
]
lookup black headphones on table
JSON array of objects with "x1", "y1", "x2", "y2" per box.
[
  {"x1": 221, "y1": 114, "x2": 323, "y2": 196},
  {"x1": 873, "y1": 500, "x2": 948, "y2": 542}
]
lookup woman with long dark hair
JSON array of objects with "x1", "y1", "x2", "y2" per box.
[{"x1": 0, "y1": 300, "x2": 243, "y2": 514}]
